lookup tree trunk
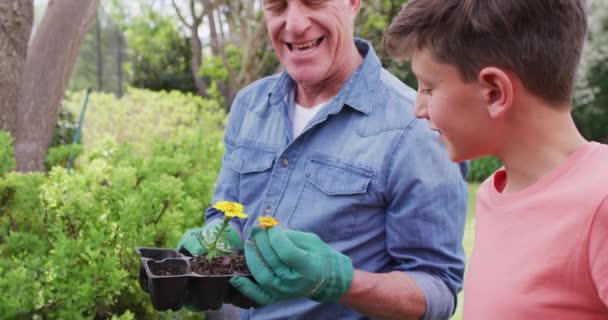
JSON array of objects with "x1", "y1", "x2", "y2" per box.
[
  {"x1": 173, "y1": 0, "x2": 208, "y2": 97},
  {"x1": 15, "y1": 0, "x2": 99, "y2": 172},
  {"x1": 205, "y1": 2, "x2": 220, "y2": 56},
  {"x1": 95, "y1": 10, "x2": 103, "y2": 91},
  {"x1": 116, "y1": 27, "x2": 124, "y2": 97},
  {"x1": 0, "y1": 0, "x2": 33, "y2": 136},
  {"x1": 190, "y1": 20, "x2": 208, "y2": 97}
]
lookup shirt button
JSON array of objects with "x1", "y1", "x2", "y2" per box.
[
  {"x1": 264, "y1": 207, "x2": 271, "y2": 214},
  {"x1": 281, "y1": 158, "x2": 289, "y2": 167}
]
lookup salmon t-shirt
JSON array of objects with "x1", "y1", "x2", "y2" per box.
[{"x1": 463, "y1": 142, "x2": 608, "y2": 319}]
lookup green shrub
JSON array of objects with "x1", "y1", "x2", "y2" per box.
[
  {"x1": 573, "y1": 105, "x2": 608, "y2": 143},
  {"x1": 0, "y1": 132, "x2": 16, "y2": 176},
  {"x1": 1, "y1": 88, "x2": 225, "y2": 319},
  {"x1": 0, "y1": 132, "x2": 220, "y2": 319},
  {"x1": 50, "y1": 106, "x2": 80, "y2": 148},
  {"x1": 63, "y1": 88, "x2": 226, "y2": 156},
  {"x1": 45, "y1": 144, "x2": 84, "y2": 171},
  {"x1": 467, "y1": 156, "x2": 503, "y2": 182}
]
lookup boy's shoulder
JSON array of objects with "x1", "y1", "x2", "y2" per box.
[
  {"x1": 479, "y1": 142, "x2": 608, "y2": 199},
  {"x1": 577, "y1": 142, "x2": 608, "y2": 178}
]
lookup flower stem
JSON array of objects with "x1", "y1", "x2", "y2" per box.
[{"x1": 207, "y1": 215, "x2": 230, "y2": 259}]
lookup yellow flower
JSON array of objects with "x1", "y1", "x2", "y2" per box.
[
  {"x1": 225, "y1": 210, "x2": 248, "y2": 219},
  {"x1": 258, "y1": 215, "x2": 280, "y2": 229},
  {"x1": 213, "y1": 201, "x2": 243, "y2": 213},
  {"x1": 213, "y1": 201, "x2": 248, "y2": 219}
]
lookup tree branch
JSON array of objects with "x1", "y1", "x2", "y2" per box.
[{"x1": 172, "y1": 0, "x2": 191, "y2": 27}]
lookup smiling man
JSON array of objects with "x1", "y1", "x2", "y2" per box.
[{"x1": 177, "y1": 0, "x2": 469, "y2": 319}]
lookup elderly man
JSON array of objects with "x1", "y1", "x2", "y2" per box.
[{"x1": 178, "y1": 0, "x2": 468, "y2": 319}]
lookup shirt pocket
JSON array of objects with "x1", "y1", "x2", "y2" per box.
[
  {"x1": 227, "y1": 146, "x2": 275, "y2": 203},
  {"x1": 288, "y1": 154, "x2": 373, "y2": 243}
]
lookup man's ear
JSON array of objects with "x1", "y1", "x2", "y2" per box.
[
  {"x1": 478, "y1": 67, "x2": 514, "y2": 119},
  {"x1": 349, "y1": 0, "x2": 362, "y2": 15}
]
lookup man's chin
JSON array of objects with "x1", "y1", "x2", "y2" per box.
[{"x1": 288, "y1": 70, "x2": 325, "y2": 85}]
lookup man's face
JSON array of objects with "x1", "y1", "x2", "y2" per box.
[
  {"x1": 263, "y1": 0, "x2": 358, "y2": 85},
  {"x1": 411, "y1": 48, "x2": 494, "y2": 162}
]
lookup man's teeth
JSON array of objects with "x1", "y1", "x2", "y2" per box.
[
  {"x1": 293, "y1": 40, "x2": 317, "y2": 50},
  {"x1": 290, "y1": 38, "x2": 321, "y2": 52}
]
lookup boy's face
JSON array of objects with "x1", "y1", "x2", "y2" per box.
[
  {"x1": 411, "y1": 48, "x2": 493, "y2": 162},
  {"x1": 263, "y1": 0, "x2": 359, "y2": 85}
]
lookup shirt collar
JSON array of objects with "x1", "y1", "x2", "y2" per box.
[{"x1": 265, "y1": 38, "x2": 381, "y2": 116}]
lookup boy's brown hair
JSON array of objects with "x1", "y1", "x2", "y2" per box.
[{"x1": 384, "y1": 0, "x2": 588, "y2": 106}]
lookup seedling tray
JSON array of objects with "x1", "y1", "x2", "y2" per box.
[{"x1": 136, "y1": 247, "x2": 257, "y2": 311}]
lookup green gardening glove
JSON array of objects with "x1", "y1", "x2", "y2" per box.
[
  {"x1": 177, "y1": 223, "x2": 243, "y2": 256},
  {"x1": 229, "y1": 227, "x2": 353, "y2": 305}
]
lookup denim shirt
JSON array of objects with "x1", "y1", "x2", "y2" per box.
[{"x1": 206, "y1": 39, "x2": 469, "y2": 320}]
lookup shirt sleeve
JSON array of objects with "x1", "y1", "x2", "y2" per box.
[
  {"x1": 385, "y1": 119, "x2": 469, "y2": 319},
  {"x1": 204, "y1": 92, "x2": 247, "y2": 234},
  {"x1": 589, "y1": 195, "x2": 608, "y2": 307}
]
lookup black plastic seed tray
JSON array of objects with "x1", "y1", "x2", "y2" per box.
[{"x1": 136, "y1": 247, "x2": 257, "y2": 311}]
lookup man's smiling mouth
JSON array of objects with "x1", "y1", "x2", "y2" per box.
[{"x1": 287, "y1": 37, "x2": 324, "y2": 54}]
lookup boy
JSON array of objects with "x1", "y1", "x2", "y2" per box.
[{"x1": 384, "y1": 0, "x2": 608, "y2": 319}]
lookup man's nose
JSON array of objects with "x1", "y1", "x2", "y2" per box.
[{"x1": 284, "y1": 4, "x2": 311, "y2": 36}]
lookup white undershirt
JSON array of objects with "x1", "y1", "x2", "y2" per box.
[{"x1": 292, "y1": 101, "x2": 328, "y2": 138}]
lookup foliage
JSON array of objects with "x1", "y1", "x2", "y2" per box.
[
  {"x1": 0, "y1": 132, "x2": 223, "y2": 319},
  {"x1": 572, "y1": 104, "x2": 608, "y2": 143},
  {"x1": 62, "y1": 88, "x2": 226, "y2": 157},
  {"x1": 50, "y1": 106, "x2": 80, "y2": 149},
  {"x1": 124, "y1": 8, "x2": 196, "y2": 93},
  {"x1": 356, "y1": 0, "x2": 418, "y2": 88},
  {"x1": 45, "y1": 144, "x2": 84, "y2": 171},
  {"x1": 68, "y1": 7, "x2": 125, "y2": 95},
  {"x1": 573, "y1": 0, "x2": 608, "y2": 143},
  {"x1": 199, "y1": 0, "x2": 276, "y2": 110},
  {"x1": 0, "y1": 88, "x2": 226, "y2": 319},
  {"x1": 196, "y1": 201, "x2": 248, "y2": 260},
  {"x1": 467, "y1": 156, "x2": 503, "y2": 183},
  {"x1": 0, "y1": 132, "x2": 16, "y2": 177}
]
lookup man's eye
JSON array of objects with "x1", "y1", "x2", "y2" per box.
[
  {"x1": 265, "y1": 2, "x2": 286, "y2": 13},
  {"x1": 305, "y1": 0, "x2": 327, "y2": 8}
]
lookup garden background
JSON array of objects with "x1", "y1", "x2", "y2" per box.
[{"x1": 1, "y1": 1, "x2": 607, "y2": 319}]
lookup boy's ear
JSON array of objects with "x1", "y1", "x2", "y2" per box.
[{"x1": 478, "y1": 67, "x2": 514, "y2": 119}]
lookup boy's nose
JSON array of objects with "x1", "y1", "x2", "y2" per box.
[{"x1": 414, "y1": 98, "x2": 428, "y2": 119}]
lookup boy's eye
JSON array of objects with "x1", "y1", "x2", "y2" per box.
[{"x1": 419, "y1": 88, "x2": 433, "y2": 96}]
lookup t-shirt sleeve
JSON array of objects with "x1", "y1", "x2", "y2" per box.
[{"x1": 589, "y1": 195, "x2": 608, "y2": 307}]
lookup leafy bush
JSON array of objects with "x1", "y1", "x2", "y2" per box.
[
  {"x1": 0, "y1": 133, "x2": 221, "y2": 319},
  {"x1": 0, "y1": 89, "x2": 225, "y2": 319},
  {"x1": 467, "y1": 156, "x2": 503, "y2": 182},
  {"x1": 573, "y1": 0, "x2": 608, "y2": 143},
  {"x1": 0, "y1": 132, "x2": 16, "y2": 176},
  {"x1": 63, "y1": 88, "x2": 226, "y2": 156},
  {"x1": 125, "y1": 9, "x2": 196, "y2": 94},
  {"x1": 50, "y1": 106, "x2": 80, "y2": 148},
  {"x1": 45, "y1": 144, "x2": 84, "y2": 171}
]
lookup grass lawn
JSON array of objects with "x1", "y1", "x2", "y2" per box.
[{"x1": 451, "y1": 183, "x2": 479, "y2": 320}]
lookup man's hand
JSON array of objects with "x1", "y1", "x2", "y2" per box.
[
  {"x1": 177, "y1": 223, "x2": 242, "y2": 256},
  {"x1": 230, "y1": 227, "x2": 353, "y2": 305}
]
